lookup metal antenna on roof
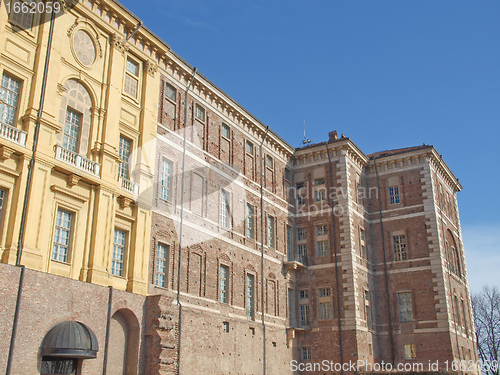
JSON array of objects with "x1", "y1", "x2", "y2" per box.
[{"x1": 302, "y1": 120, "x2": 311, "y2": 145}]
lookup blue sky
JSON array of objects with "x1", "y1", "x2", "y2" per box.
[{"x1": 119, "y1": 0, "x2": 500, "y2": 292}]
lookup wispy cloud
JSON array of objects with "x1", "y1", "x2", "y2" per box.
[{"x1": 462, "y1": 224, "x2": 500, "y2": 294}]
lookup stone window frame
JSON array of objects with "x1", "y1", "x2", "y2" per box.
[
  {"x1": 0, "y1": 71, "x2": 22, "y2": 128},
  {"x1": 318, "y1": 287, "x2": 333, "y2": 320},
  {"x1": 220, "y1": 189, "x2": 231, "y2": 229},
  {"x1": 123, "y1": 55, "x2": 142, "y2": 101},
  {"x1": 392, "y1": 230, "x2": 408, "y2": 262},
  {"x1": 154, "y1": 242, "x2": 169, "y2": 289},
  {"x1": 165, "y1": 82, "x2": 177, "y2": 102},
  {"x1": 194, "y1": 103, "x2": 205, "y2": 123},
  {"x1": 221, "y1": 123, "x2": 231, "y2": 140},
  {"x1": 111, "y1": 228, "x2": 127, "y2": 277},
  {"x1": 301, "y1": 346, "x2": 312, "y2": 361},
  {"x1": 51, "y1": 208, "x2": 74, "y2": 264},
  {"x1": 159, "y1": 157, "x2": 174, "y2": 202},
  {"x1": 246, "y1": 203, "x2": 255, "y2": 240},
  {"x1": 245, "y1": 271, "x2": 256, "y2": 320},
  {"x1": 218, "y1": 262, "x2": 231, "y2": 304},
  {"x1": 267, "y1": 214, "x2": 275, "y2": 249}
]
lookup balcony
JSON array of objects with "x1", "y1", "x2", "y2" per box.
[
  {"x1": 0, "y1": 122, "x2": 27, "y2": 147},
  {"x1": 55, "y1": 145, "x2": 100, "y2": 177},
  {"x1": 119, "y1": 176, "x2": 139, "y2": 195},
  {"x1": 284, "y1": 255, "x2": 308, "y2": 272}
]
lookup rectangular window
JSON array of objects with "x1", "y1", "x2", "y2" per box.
[
  {"x1": 393, "y1": 235, "x2": 407, "y2": 261},
  {"x1": 288, "y1": 289, "x2": 294, "y2": 326},
  {"x1": 246, "y1": 204, "x2": 255, "y2": 239},
  {"x1": 319, "y1": 288, "x2": 331, "y2": 297},
  {"x1": 266, "y1": 155, "x2": 273, "y2": 169},
  {"x1": 222, "y1": 321, "x2": 229, "y2": 333},
  {"x1": 195, "y1": 104, "x2": 205, "y2": 121},
  {"x1": 319, "y1": 301, "x2": 332, "y2": 320},
  {"x1": 9, "y1": 0, "x2": 34, "y2": 29},
  {"x1": 299, "y1": 290, "x2": 309, "y2": 299},
  {"x1": 52, "y1": 209, "x2": 72, "y2": 263},
  {"x1": 317, "y1": 240, "x2": 329, "y2": 257},
  {"x1": 297, "y1": 228, "x2": 307, "y2": 241},
  {"x1": 112, "y1": 229, "x2": 126, "y2": 277},
  {"x1": 301, "y1": 347, "x2": 312, "y2": 361},
  {"x1": 404, "y1": 344, "x2": 417, "y2": 360},
  {"x1": 63, "y1": 108, "x2": 81, "y2": 152},
  {"x1": 0, "y1": 190, "x2": 5, "y2": 222},
  {"x1": 314, "y1": 178, "x2": 325, "y2": 186},
  {"x1": 297, "y1": 244, "x2": 307, "y2": 263},
  {"x1": 267, "y1": 215, "x2": 275, "y2": 248},
  {"x1": 118, "y1": 136, "x2": 131, "y2": 179},
  {"x1": 221, "y1": 190, "x2": 230, "y2": 228},
  {"x1": 299, "y1": 304, "x2": 310, "y2": 327},
  {"x1": 165, "y1": 83, "x2": 177, "y2": 101},
  {"x1": 219, "y1": 264, "x2": 229, "y2": 303},
  {"x1": 246, "y1": 273, "x2": 255, "y2": 319},
  {"x1": 365, "y1": 290, "x2": 372, "y2": 329},
  {"x1": 286, "y1": 225, "x2": 292, "y2": 260},
  {"x1": 160, "y1": 159, "x2": 173, "y2": 201},
  {"x1": 314, "y1": 189, "x2": 326, "y2": 202},
  {"x1": 360, "y1": 228, "x2": 366, "y2": 259},
  {"x1": 221, "y1": 123, "x2": 230, "y2": 139},
  {"x1": 0, "y1": 73, "x2": 21, "y2": 127},
  {"x1": 124, "y1": 58, "x2": 139, "y2": 98},
  {"x1": 284, "y1": 168, "x2": 291, "y2": 182},
  {"x1": 316, "y1": 224, "x2": 328, "y2": 236},
  {"x1": 455, "y1": 296, "x2": 461, "y2": 326},
  {"x1": 246, "y1": 140, "x2": 254, "y2": 154},
  {"x1": 398, "y1": 292, "x2": 414, "y2": 322},
  {"x1": 297, "y1": 194, "x2": 306, "y2": 205},
  {"x1": 389, "y1": 186, "x2": 400, "y2": 204},
  {"x1": 155, "y1": 243, "x2": 168, "y2": 288}
]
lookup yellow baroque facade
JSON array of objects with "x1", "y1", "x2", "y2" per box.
[{"x1": 0, "y1": 0, "x2": 160, "y2": 295}]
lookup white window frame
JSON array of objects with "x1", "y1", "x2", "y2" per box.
[
  {"x1": 118, "y1": 135, "x2": 131, "y2": 179},
  {"x1": 219, "y1": 264, "x2": 229, "y2": 303},
  {"x1": 398, "y1": 291, "x2": 414, "y2": 322},
  {"x1": 246, "y1": 203, "x2": 255, "y2": 239},
  {"x1": 0, "y1": 73, "x2": 21, "y2": 127},
  {"x1": 165, "y1": 82, "x2": 177, "y2": 102},
  {"x1": 246, "y1": 273, "x2": 255, "y2": 319},
  {"x1": 221, "y1": 123, "x2": 230, "y2": 139},
  {"x1": 195, "y1": 103, "x2": 205, "y2": 122},
  {"x1": 155, "y1": 243, "x2": 169, "y2": 288},
  {"x1": 52, "y1": 208, "x2": 73, "y2": 263},
  {"x1": 267, "y1": 215, "x2": 275, "y2": 248},
  {"x1": 160, "y1": 158, "x2": 173, "y2": 202},
  {"x1": 389, "y1": 186, "x2": 400, "y2": 204},
  {"x1": 220, "y1": 189, "x2": 230, "y2": 228},
  {"x1": 317, "y1": 240, "x2": 329, "y2": 257},
  {"x1": 111, "y1": 229, "x2": 127, "y2": 277},
  {"x1": 124, "y1": 56, "x2": 140, "y2": 99}
]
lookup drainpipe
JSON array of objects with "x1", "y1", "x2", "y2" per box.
[
  {"x1": 125, "y1": 21, "x2": 142, "y2": 42},
  {"x1": 325, "y1": 145, "x2": 344, "y2": 374},
  {"x1": 102, "y1": 287, "x2": 114, "y2": 374},
  {"x1": 373, "y1": 158, "x2": 396, "y2": 365},
  {"x1": 6, "y1": 6, "x2": 56, "y2": 375},
  {"x1": 176, "y1": 67, "x2": 196, "y2": 375},
  {"x1": 259, "y1": 126, "x2": 269, "y2": 375}
]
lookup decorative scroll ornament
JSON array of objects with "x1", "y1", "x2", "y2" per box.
[{"x1": 111, "y1": 34, "x2": 129, "y2": 54}]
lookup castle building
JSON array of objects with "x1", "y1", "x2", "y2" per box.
[{"x1": 0, "y1": 0, "x2": 477, "y2": 374}]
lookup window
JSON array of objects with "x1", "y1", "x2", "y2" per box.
[
  {"x1": 220, "y1": 190, "x2": 230, "y2": 228},
  {"x1": 314, "y1": 189, "x2": 326, "y2": 202},
  {"x1": 299, "y1": 290, "x2": 309, "y2": 299},
  {"x1": 393, "y1": 235, "x2": 407, "y2": 261},
  {"x1": 296, "y1": 182, "x2": 306, "y2": 205},
  {"x1": 314, "y1": 178, "x2": 325, "y2": 186},
  {"x1": 195, "y1": 104, "x2": 205, "y2": 121},
  {"x1": 297, "y1": 244, "x2": 307, "y2": 263},
  {"x1": 0, "y1": 190, "x2": 5, "y2": 222},
  {"x1": 246, "y1": 140, "x2": 254, "y2": 154},
  {"x1": 41, "y1": 357, "x2": 77, "y2": 374},
  {"x1": 299, "y1": 304, "x2": 310, "y2": 327},
  {"x1": 316, "y1": 224, "x2": 328, "y2": 236},
  {"x1": 318, "y1": 288, "x2": 332, "y2": 320},
  {"x1": 365, "y1": 290, "x2": 372, "y2": 329},
  {"x1": 118, "y1": 136, "x2": 131, "y2": 179},
  {"x1": 63, "y1": 108, "x2": 81, "y2": 152},
  {"x1": 246, "y1": 204, "x2": 255, "y2": 239},
  {"x1": 246, "y1": 273, "x2": 255, "y2": 319},
  {"x1": 389, "y1": 186, "x2": 400, "y2": 204},
  {"x1": 165, "y1": 83, "x2": 176, "y2": 101},
  {"x1": 124, "y1": 57, "x2": 140, "y2": 98},
  {"x1": 284, "y1": 168, "x2": 291, "y2": 182},
  {"x1": 360, "y1": 228, "x2": 366, "y2": 259},
  {"x1": 222, "y1": 321, "x2": 229, "y2": 333},
  {"x1": 461, "y1": 299, "x2": 468, "y2": 333},
  {"x1": 155, "y1": 243, "x2": 168, "y2": 288},
  {"x1": 317, "y1": 240, "x2": 328, "y2": 257},
  {"x1": 297, "y1": 194, "x2": 306, "y2": 205},
  {"x1": 219, "y1": 264, "x2": 229, "y2": 303},
  {"x1": 221, "y1": 123, "x2": 230, "y2": 139},
  {"x1": 288, "y1": 289, "x2": 294, "y2": 326},
  {"x1": 9, "y1": 0, "x2": 34, "y2": 30},
  {"x1": 286, "y1": 225, "x2": 292, "y2": 260},
  {"x1": 301, "y1": 346, "x2": 311, "y2": 361},
  {"x1": 160, "y1": 159, "x2": 173, "y2": 201},
  {"x1": 267, "y1": 215, "x2": 275, "y2": 248},
  {"x1": 0, "y1": 73, "x2": 21, "y2": 127},
  {"x1": 52, "y1": 209, "x2": 72, "y2": 263},
  {"x1": 112, "y1": 229, "x2": 126, "y2": 277},
  {"x1": 454, "y1": 296, "x2": 461, "y2": 326},
  {"x1": 398, "y1": 292, "x2": 414, "y2": 322},
  {"x1": 404, "y1": 344, "x2": 416, "y2": 360},
  {"x1": 266, "y1": 155, "x2": 273, "y2": 169},
  {"x1": 297, "y1": 228, "x2": 307, "y2": 241}
]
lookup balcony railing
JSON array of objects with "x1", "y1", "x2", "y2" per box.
[
  {"x1": 0, "y1": 122, "x2": 27, "y2": 147},
  {"x1": 55, "y1": 145, "x2": 100, "y2": 177},
  {"x1": 119, "y1": 176, "x2": 139, "y2": 195}
]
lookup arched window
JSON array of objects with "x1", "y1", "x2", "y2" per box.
[
  {"x1": 107, "y1": 309, "x2": 139, "y2": 375},
  {"x1": 57, "y1": 80, "x2": 93, "y2": 156}
]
